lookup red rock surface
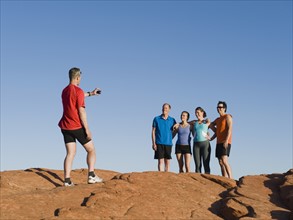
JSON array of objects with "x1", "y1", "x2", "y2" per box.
[{"x1": 0, "y1": 168, "x2": 292, "y2": 219}]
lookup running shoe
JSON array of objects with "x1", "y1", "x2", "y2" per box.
[
  {"x1": 88, "y1": 175, "x2": 103, "y2": 184},
  {"x1": 64, "y1": 181, "x2": 74, "y2": 187}
]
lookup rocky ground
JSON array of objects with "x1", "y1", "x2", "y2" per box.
[{"x1": 1, "y1": 168, "x2": 292, "y2": 219}]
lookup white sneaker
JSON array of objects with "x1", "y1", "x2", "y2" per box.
[
  {"x1": 64, "y1": 182, "x2": 74, "y2": 187},
  {"x1": 88, "y1": 175, "x2": 103, "y2": 184}
]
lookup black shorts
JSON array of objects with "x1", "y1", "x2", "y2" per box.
[
  {"x1": 216, "y1": 143, "x2": 231, "y2": 158},
  {"x1": 154, "y1": 144, "x2": 172, "y2": 159},
  {"x1": 175, "y1": 144, "x2": 192, "y2": 155},
  {"x1": 61, "y1": 128, "x2": 91, "y2": 145}
]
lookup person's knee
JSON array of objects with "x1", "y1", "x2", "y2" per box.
[
  {"x1": 221, "y1": 156, "x2": 229, "y2": 165},
  {"x1": 87, "y1": 148, "x2": 95, "y2": 154},
  {"x1": 66, "y1": 150, "x2": 76, "y2": 158},
  {"x1": 218, "y1": 159, "x2": 224, "y2": 166},
  {"x1": 158, "y1": 159, "x2": 164, "y2": 165},
  {"x1": 84, "y1": 142, "x2": 95, "y2": 153},
  {"x1": 65, "y1": 143, "x2": 76, "y2": 157}
]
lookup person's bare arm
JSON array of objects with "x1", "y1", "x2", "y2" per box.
[
  {"x1": 172, "y1": 124, "x2": 179, "y2": 138},
  {"x1": 224, "y1": 115, "x2": 233, "y2": 148},
  {"x1": 152, "y1": 127, "x2": 157, "y2": 151},
  {"x1": 209, "y1": 120, "x2": 217, "y2": 141},
  {"x1": 78, "y1": 107, "x2": 92, "y2": 140},
  {"x1": 84, "y1": 88, "x2": 102, "y2": 97},
  {"x1": 190, "y1": 123, "x2": 195, "y2": 137},
  {"x1": 188, "y1": 120, "x2": 196, "y2": 126},
  {"x1": 205, "y1": 118, "x2": 212, "y2": 140}
]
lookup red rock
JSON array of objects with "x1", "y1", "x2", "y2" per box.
[
  {"x1": 0, "y1": 168, "x2": 291, "y2": 219},
  {"x1": 221, "y1": 171, "x2": 292, "y2": 220},
  {"x1": 280, "y1": 169, "x2": 293, "y2": 211},
  {"x1": 221, "y1": 198, "x2": 249, "y2": 220}
]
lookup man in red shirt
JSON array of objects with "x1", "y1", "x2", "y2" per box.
[{"x1": 59, "y1": 67, "x2": 103, "y2": 186}]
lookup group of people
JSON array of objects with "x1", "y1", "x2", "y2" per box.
[
  {"x1": 152, "y1": 102, "x2": 233, "y2": 179},
  {"x1": 58, "y1": 67, "x2": 233, "y2": 187}
]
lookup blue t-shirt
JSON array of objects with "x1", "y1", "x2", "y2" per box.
[
  {"x1": 152, "y1": 115, "x2": 176, "y2": 146},
  {"x1": 194, "y1": 121, "x2": 209, "y2": 142},
  {"x1": 176, "y1": 124, "x2": 191, "y2": 145}
]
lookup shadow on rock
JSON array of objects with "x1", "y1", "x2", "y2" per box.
[{"x1": 25, "y1": 168, "x2": 63, "y2": 187}]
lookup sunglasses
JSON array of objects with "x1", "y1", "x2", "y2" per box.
[{"x1": 217, "y1": 106, "x2": 225, "y2": 109}]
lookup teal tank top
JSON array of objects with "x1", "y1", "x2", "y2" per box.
[{"x1": 194, "y1": 121, "x2": 209, "y2": 142}]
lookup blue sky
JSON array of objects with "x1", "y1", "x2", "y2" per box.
[{"x1": 1, "y1": 0, "x2": 292, "y2": 180}]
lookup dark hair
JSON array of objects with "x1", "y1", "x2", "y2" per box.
[
  {"x1": 195, "y1": 107, "x2": 207, "y2": 118},
  {"x1": 181, "y1": 111, "x2": 190, "y2": 121},
  {"x1": 162, "y1": 103, "x2": 171, "y2": 110},
  {"x1": 218, "y1": 101, "x2": 227, "y2": 112}
]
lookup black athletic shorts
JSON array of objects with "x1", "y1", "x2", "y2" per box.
[
  {"x1": 175, "y1": 144, "x2": 192, "y2": 155},
  {"x1": 154, "y1": 144, "x2": 172, "y2": 159},
  {"x1": 61, "y1": 128, "x2": 91, "y2": 145},
  {"x1": 216, "y1": 143, "x2": 231, "y2": 158}
]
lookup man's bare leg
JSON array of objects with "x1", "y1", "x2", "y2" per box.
[
  {"x1": 64, "y1": 142, "x2": 76, "y2": 179},
  {"x1": 158, "y1": 159, "x2": 164, "y2": 171},
  {"x1": 83, "y1": 140, "x2": 96, "y2": 172}
]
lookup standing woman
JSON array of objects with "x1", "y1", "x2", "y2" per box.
[
  {"x1": 192, "y1": 107, "x2": 211, "y2": 174},
  {"x1": 173, "y1": 111, "x2": 192, "y2": 173}
]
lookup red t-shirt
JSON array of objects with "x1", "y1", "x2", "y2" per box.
[{"x1": 58, "y1": 84, "x2": 85, "y2": 130}]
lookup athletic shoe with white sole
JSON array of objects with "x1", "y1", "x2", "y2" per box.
[
  {"x1": 88, "y1": 175, "x2": 103, "y2": 184},
  {"x1": 64, "y1": 182, "x2": 74, "y2": 187}
]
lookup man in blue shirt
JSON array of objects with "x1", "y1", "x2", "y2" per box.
[{"x1": 152, "y1": 103, "x2": 176, "y2": 171}]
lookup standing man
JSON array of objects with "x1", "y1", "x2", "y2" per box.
[
  {"x1": 152, "y1": 103, "x2": 176, "y2": 172},
  {"x1": 210, "y1": 101, "x2": 233, "y2": 179},
  {"x1": 58, "y1": 67, "x2": 103, "y2": 186}
]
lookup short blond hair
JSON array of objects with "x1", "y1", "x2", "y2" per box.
[{"x1": 69, "y1": 67, "x2": 81, "y2": 81}]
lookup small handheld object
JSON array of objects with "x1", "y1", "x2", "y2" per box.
[{"x1": 96, "y1": 90, "x2": 101, "y2": 94}]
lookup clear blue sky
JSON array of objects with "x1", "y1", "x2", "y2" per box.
[{"x1": 1, "y1": 0, "x2": 292, "y2": 179}]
